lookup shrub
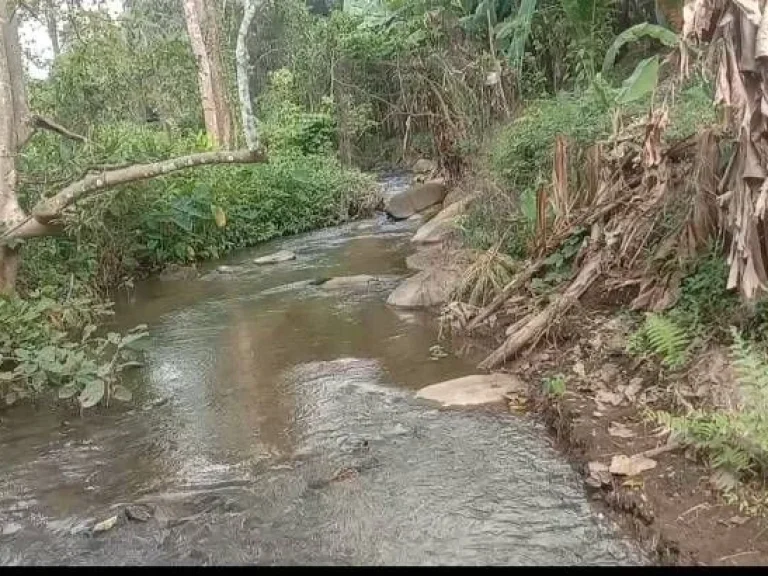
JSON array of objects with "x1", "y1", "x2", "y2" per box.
[{"x1": 0, "y1": 289, "x2": 147, "y2": 409}]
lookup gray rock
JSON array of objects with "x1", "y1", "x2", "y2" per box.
[
  {"x1": 253, "y1": 250, "x2": 296, "y2": 265},
  {"x1": 416, "y1": 374, "x2": 526, "y2": 407},
  {"x1": 125, "y1": 504, "x2": 152, "y2": 523},
  {"x1": 216, "y1": 265, "x2": 238, "y2": 274},
  {"x1": 2, "y1": 523, "x2": 22, "y2": 537},
  {"x1": 386, "y1": 269, "x2": 459, "y2": 308},
  {"x1": 412, "y1": 158, "x2": 436, "y2": 174},
  {"x1": 385, "y1": 181, "x2": 447, "y2": 220},
  {"x1": 319, "y1": 275, "x2": 379, "y2": 289},
  {"x1": 406, "y1": 203, "x2": 442, "y2": 224},
  {"x1": 411, "y1": 195, "x2": 475, "y2": 245}
]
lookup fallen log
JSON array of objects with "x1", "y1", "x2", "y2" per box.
[
  {"x1": 465, "y1": 259, "x2": 545, "y2": 332},
  {"x1": 478, "y1": 252, "x2": 603, "y2": 370}
]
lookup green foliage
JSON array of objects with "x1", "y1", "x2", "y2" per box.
[
  {"x1": 259, "y1": 69, "x2": 339, "y2": 154},
  {"x1": 655, "y1": 329, "x2": 768, "y2": 479},
  {"x1": 666, "y1": 245, "x2": 738, "y2": 338},
  {"x1": 601, "y1": 22, "x2": 678, "y2": 74},
  {"x1": 17, "y1": 124, "x2": 375, "y2": 296},
  {"x1": 627, "y1": 313, "x2": 691, "y2": 370},
  {"x1": 615, "y1": 55, "x2": 660, "y2": 104},
  {"x1": 463, "y1": 92, "x2": 609, "y2": 256},
  {"x1": 542, "y1": 373, "x2": 567, "y2": 397},
  {"x1": 0, "y1": 291, "x2": 146, "y2": 409},
  {"x1": 531, "y1": 230, "x2": 586, "y2": 293},
  {"x1": 516, "y1": 0, "x2": 617, "y2": 96},
  {"x1": 31, "y1": 12, "x2": 201, "y2": 132},
  {"x1": 665, "y1": 78, "x2": 718, "y2": 143},
  {"x1": 489, "y1": 92, "x2": 611, "y2": 194},
  {"x1": 496, "y1": 0, "x2": 538, "y2": 77}
]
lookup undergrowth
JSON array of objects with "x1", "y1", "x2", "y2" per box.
[{"x1": 654, "y1": 329, "x2": 768, "y2": 480}]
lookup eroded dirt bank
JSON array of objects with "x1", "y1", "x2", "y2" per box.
[{"x1": 392, "y1": 166, "x2": 768, "y2": 566}]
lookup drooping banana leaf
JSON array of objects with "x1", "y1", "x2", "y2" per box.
[{"x1": 602, "y1": 22, "x2": 678, "y2": 74}]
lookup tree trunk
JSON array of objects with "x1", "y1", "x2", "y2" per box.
[
  {"x1": 183, "y1": 0, "x2": 234, "y2": 148},
  {"x1": 44, "y1": 0, "x2": 60, "y2": 57},
  {"x1": 236, "y1": 0, "x2": 259, "y2": 150},
  {"x1": 198, "y1": 0, "x2": 234, "y2": 148},
  {"x1": 0, "y1": 5, "x2": 27, "y2": 294},
  {"x1": 0, "y1": 0, "x2": 266, "y2": 294}
]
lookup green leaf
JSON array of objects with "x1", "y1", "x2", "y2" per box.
[
  {"x1": 79, "y1": 379, "x2": 105, "y2": 409},
  {"x1": 82, "y1": 324, "x2": 98, "y2": 343},
  {"x1": 616, "y1": 56, "x2": 660, "y2": 105},
  {"x1": 504, "y1": 0, "x2": 537, "y2": 75},
  {"x1": 111, "y1": 385, "x2": 133, "y2": 403},
  {"x1": 602, "y1": 23, "x2": 678, "y2": 74},
  {"x1": 58, "y1": 383, "x2": 79, "y2": 400},
  {"x1": 117, "y1": 360, "x2": 144, "y2": 372}
]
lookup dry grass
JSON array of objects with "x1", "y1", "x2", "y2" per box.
[{"x1": 452, "y1": 242, "x2": 519, "y2": 307}]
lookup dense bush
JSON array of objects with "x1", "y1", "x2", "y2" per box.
[
  {"x1": 460, "y1": 91, "x2": 611, "y2": 256},
  {"x1": 0, "y1": 289, "x2": 147, "y2": 410}
]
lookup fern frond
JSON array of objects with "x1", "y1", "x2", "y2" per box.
[{"x1": 642, "y1": 313, "x2": 690, "y2": 369}]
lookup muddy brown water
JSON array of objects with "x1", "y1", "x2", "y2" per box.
[{"x1": 0, "y1": 175, "x2": 646, "y2": 565}]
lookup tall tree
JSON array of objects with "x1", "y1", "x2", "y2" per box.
[
  {"x1": 236, "y1": 0, "x2": 258, "y2": 150},
  {"x1": 0, "y1": 0, "x2": 265, "y2": 293},
  {"x1": 183, "y1": 0, "x2": 234, "y2": 147},
  {"x1": 43, "y1": 0, "x2": 60, "y2": 56}
]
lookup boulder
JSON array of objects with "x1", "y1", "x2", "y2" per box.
[
  {"x1": 385, "y1": 181, "x2": 447, "y2": 220},
  {"x1": 216, "y1": 265, "x2": 239, "y2": 274},
  {"x1": 406, "y1": 203, "x2": 442, "y2": 224},
  {"x1": 412, "y1": 158, "x2": 436, "y2": 174},
  {"x1": 416, "y1": 374, "x2": 526, "y2": 407},
  {"x1": 254, "y1": 250, "x2": 296, "y2": 265},
  {"x1": 386, "y1": 269, "x2": 459, "y2": 308},
  {"x1": 411, "y1": 196, "x2": 474, "y2": 245},
  {"x1": 443, "y1": 186, "x2": 478, "y2": 208}
]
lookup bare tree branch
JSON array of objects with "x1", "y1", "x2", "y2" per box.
[
  {"x1": 31, "y1": 115, "x2": 87, "y2": 142},
  {"x1": 32, "y1": 148, "x2": 267, "y2": 223}
]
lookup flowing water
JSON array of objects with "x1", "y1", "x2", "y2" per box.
[{"x1": 0, "y1": 175, "x2": 646, "y2": 565}]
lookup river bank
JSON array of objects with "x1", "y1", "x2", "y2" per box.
[
  {"x1": 395, "y1": 170, "x2": 768, "y2": 566},
  {"x1": 0, "y1": 173, "x2": 644, "y2": 565}
]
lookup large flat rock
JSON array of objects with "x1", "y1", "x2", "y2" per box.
[
  {"x1": 254, "y1": 250, "x2": 296, "y2": 265},
  {"x1": 385, "y1": 182, "x2": 447, "y2": 220},
  {"x1": 416, "y1": 374, "x2": 526, "y2": 407},
  {"x1": 386, "y1": 269, "x2": 459, "y2": 308},
  {"x1": 319, "y1": 275, "x2": 379, "y2": 289}
]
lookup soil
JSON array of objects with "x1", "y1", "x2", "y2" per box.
[
  {"x1": 408, "y1": 171, "x2": 768, "y2": 566},
  {"x1": 490, "y1": 305, "x2": 768, "y2": 566}
]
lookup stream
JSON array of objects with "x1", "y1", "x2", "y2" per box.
[{"x1": 0, "y1": 174, "x2": 646, "y2": 565}]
